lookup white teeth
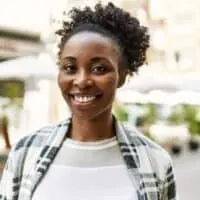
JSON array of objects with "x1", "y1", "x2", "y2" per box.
[{"x1": 74, "y1": 96, "x2": 96, "y2": 103}]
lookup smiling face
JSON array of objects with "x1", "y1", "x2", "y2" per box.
[{"x1": 58, "y1": 31, "x2": 126, "y2": 120}]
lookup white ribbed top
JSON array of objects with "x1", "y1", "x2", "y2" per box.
[{"x1": 32, "y1": 136, "x2": 138, "y2": 200}]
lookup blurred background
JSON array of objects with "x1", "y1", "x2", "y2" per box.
[{"x1": 0, "y1": 0, "x2": 200, "y2": 199}]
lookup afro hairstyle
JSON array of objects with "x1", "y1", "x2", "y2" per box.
[{"x1": 56, "y1": 2, "x2": 150, "y2": 74}]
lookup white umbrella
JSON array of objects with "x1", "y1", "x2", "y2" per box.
[
  {"x1": 116, "y1": 89, "x2": 147, "y2": 104},
  {"x1": 147, "y1": 90, "x2": 178, "y2": 105},
  {"x1": 173, "y1": 90, "x2": 200, "y2": 105},
  {"x1": 125, "y1": 74, "x2": 200, "y2": 93},
  {"x1": 0, "y1": 53, "x2": 58, "y2": 80}
]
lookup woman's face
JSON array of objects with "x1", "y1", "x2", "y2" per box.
[{"x1": 58, "y1": 31, "x2": 125, "y2": 120}]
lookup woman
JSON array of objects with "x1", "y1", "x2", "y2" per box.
[{"x1": 0, "y1": 2, "x2": 177, "y2": 200}]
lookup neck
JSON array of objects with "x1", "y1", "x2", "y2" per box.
[{"x1": 69, "y1": 113, "x2": 115, "y2": 142}]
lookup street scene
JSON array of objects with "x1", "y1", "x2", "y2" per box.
[{"x1": 0, "y1": 0, "x2": 200, "y2": 199}]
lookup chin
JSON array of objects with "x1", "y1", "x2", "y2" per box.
[{"x1": 72, "y1": 106, "x2": 112, "y2": 121}]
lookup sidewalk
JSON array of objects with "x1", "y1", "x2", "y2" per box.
[{"x1": 172, "y1": 148, "x2": 200, "y2": 200}]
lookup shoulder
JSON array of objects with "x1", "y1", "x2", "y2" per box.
[
  {"x1": 122, "y1": 122, "x2": 170, "y2": 153},
  {"x1": 13, "y1": 119, "x2": 69, "y2": 152},
  {"x1": 121, "y1": 122, "x2": 173, "y2": 175},
  {"x1": 5, "y1": 119, "x2": 70, "y2": 171}
]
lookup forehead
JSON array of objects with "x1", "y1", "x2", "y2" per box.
[{"x1": 60, "y1": 32, "x2": 120, "y2": 60}]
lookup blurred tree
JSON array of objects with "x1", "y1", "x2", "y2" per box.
[
  {"x1": 0, "y1": 79, "x2": 24, "y2": 150},
  {"x1": 0, "y1": 116, "x2": 11, "y2": 149},
  {"x1": 167, "y1": 105, "x2": 184, "y2": 125},
  {"x1": 0, "y1": 79, "x2": 25, "y2": 99},
  {"x1": 112, "y1": 101, "x2": 128, "y2": 122},
  {"x1": 182, "y1": 105, "x2": 200, "y2": 136},
  {"x1": 143, "y1": 103, "x2": 157, "y2": 125}
]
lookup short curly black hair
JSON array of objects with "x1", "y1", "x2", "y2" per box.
[{"x1": 56, "y1": 2, "x2": 150, "y2": 74}]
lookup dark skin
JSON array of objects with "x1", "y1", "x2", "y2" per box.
[{"x1": 58, "y1": 31, "x2": 127, "y2": 142}]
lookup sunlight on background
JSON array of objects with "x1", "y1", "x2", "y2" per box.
[{"x1": 0, "y1": 1, "x2": 200, "y2": 198}]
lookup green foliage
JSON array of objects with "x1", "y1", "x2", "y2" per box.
[
  {"x1": 112, "y1": 101, "x2": 128, "y2": 122},
  {"x1": 167, "y1": 105, "x2": 184, "y2": 125},
  {"x1": 143, "y1": 103, "x2": 157, "y2": 125},
  {"x1": 167, "y1": 104, "x2": 200, "y2": 136},
  {"x1": 182, "y1": 105, "x2": 200, "y2": 136},
  {"x1": 0, "y1": 80, "x2": 25, "y2": 99}
]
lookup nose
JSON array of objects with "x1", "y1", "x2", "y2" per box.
[{"x1": 73, "y1": 71, "x2": 93, "y2": 89}]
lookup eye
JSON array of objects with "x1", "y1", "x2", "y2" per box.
[
  {"x1": 91, "y1": 64, "x2": 108, "y2": 74},
  {"x1": 61, "y1": 64, "x2": 76, "y2": 74}
]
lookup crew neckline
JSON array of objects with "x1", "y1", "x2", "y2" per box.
[{"x1": 64, "y1": 136, "x2": 118, "y2": 150}]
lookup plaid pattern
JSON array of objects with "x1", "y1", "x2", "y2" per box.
[{"x1": 0, "y1": 118, "x2": 177, "y2": 200}]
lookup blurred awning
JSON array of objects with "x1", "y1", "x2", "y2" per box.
[
  {"x1": 116, "y1": 90, "x2": 148, "y2": 104},
  {"x1": 117, "y1": 89, "x2": 200, "y2": 105},
  {"x1": 0, "y1": 53, "x2": 57, "y2": 80},
  {"x1": 0, "y1": 26, "x2": 44, "y2": 61},
  {"x1": 123, "y1": 74, "x2": 200, "y2": 93}
]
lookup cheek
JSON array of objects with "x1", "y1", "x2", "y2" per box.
[
  {"x1": 57, "y1": 72, "x2": 70, "y2": 91},
  {"x1": 57, "y1": 73, "x2": 63, "y2": 89},
  {"x1": 98, "y1": 74, "x2": 119, "y2": 92}
]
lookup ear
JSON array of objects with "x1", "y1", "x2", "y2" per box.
[{"x1": 117, "y1": 68, "x2": 128, "y2": 88}]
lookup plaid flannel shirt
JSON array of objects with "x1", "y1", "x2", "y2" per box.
[{"x1": 0, "y1": 117, "x2": 177, "y2": 200}]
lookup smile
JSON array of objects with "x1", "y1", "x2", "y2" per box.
[
  {"x1": 69, "y1": 93, "x2": 102, "y2": 105},
  {"x1": 74, "y1": 95, "x2": 96, "y2": 103}
]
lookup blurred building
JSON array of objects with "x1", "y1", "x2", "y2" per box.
[
  {"x1": 1, "y1": 0, "x2": 200, "y2": 146},
  {"x1": 147, "y1": 0, "x2": 200, "y2": 74},
  {"x1": 1, "y1": 0, "x2": 200, "y2": 70},
  {"x1": 0, "y1": 27, "x2": 44, "y2": 61}
]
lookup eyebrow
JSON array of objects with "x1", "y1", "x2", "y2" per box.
[
  {"x1": 62, "y1": 56, "x2": 109, "y2": 62},
  {"x1": 62, "y1": 56, "x2": 76, "y2": 61},
  {"x1": 90, "y1": 57, "x2": 109, "y2": 62}
]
